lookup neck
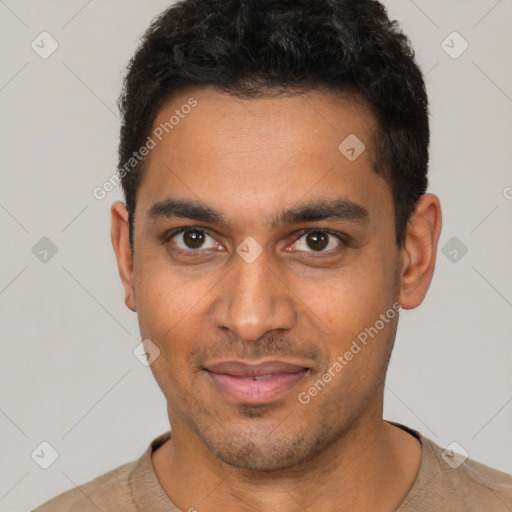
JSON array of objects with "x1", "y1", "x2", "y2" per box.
[{"x1": 152, "y1": 406, "x2": 421, "y2": 511}]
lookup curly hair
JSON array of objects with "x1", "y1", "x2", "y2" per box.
[{"x1": 117, "y1": 0, "x2": 429, "y2": 250}]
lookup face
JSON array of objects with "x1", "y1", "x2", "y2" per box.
[{"x1": 115, "y1": 86, "x2": 412, "y2": 471}]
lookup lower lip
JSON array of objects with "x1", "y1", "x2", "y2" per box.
[{"x1": 206, "y1": 370, "x2": 308, "y2": 403}]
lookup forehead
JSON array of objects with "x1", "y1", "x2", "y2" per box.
[
  {"x1": 136, "y1": 85, "x2": 391, "y2": 230},
  {"x1": 150, "y1": 85, "x2": 377, "y2": 155}
]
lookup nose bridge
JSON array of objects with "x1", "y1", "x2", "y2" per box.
[{"x1": 212, "y1": 251, "x2": 296, "y2": 341}]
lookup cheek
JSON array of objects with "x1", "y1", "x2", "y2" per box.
[
  {"x1": 301, "y1": 265, "x2": 393, "y2": 339},
  {"x1": 133, "y1": 268, "x2": 203, "y2": 373},
  {"x1": 134, "y1": 259, "x2": 208, "y2": 335},
  {"x1": 307, "y1": 285, "x2": 398, "y2": 405},
  {"x1": 296, "y1": 258, "x2": 398, "y2": 397}
]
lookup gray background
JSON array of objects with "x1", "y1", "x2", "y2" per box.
[{"x1": 0, "y1": 1, "x2": 511, "y2": 510}]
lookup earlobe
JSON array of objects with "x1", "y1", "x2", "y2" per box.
[
  {"x1": 110, "y1": 201, "x2": 137, "y2": 312},
  {"x1": 398, "y1": 194, "x2": 442, "y2": 310}
]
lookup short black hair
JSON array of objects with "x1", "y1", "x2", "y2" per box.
[{"x1": 118, "y1": 0, "x2": 429, "y2": 251}]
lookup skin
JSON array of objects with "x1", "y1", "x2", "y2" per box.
[{"x1": 111, "y1": 86, "x2": 442, "y2": 511}]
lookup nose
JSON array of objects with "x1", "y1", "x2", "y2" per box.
[{"x1": 211, "y1": 249, "x2": 297, "y2": 342}]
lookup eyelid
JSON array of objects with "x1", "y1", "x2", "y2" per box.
[
  {"x1": 289, "y1": 228, "x2": 348, "y2": 254},
  {"x1": 162, "y1": 225, "x2": 349, "y2": 256},
  {"x1": 162, "y1": 226, "x2": 222, "y2": 251}
]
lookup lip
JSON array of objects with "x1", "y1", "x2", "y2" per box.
[{"x1": 204, "y1": 359, "x2": 310, "y2": 404}]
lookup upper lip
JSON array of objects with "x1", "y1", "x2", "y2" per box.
[{"x1": 204, "y1": 360, "x2": 310, "y2": 377}]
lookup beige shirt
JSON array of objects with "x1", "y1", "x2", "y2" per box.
[{"x1": 33, "y1": 423, "x2": 512, "y2": 511}]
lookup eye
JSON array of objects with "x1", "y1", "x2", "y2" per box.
[
  {"x1": 291, "y1": 229, "x2": 344, "y2": 253},
  {"x1": 168, "y1": 228, "x2": 219, "y2": 251}
]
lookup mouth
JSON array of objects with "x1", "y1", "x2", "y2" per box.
[{"x1": 204, "y1": 360, "x2": 311, "y2": 404}]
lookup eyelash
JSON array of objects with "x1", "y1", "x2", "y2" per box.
[{"x1": 161, "y1": 226, "x2": 349, "y2": 257}]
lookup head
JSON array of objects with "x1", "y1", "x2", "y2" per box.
[{"x1": 111, "y1": 0, "x2": 441, "y2": 471}]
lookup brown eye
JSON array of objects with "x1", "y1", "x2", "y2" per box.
[
  {"x1": 183, "y1": 229, "x2": 205, "y2": 249},
  {"x1": 305, "y1": 231, "x2": 328, "y2": 251},
  {"x1": 293, "y1": 230, "x2": 343, "y2": 253},
  {"x1": 170, "y1": 228, "x2": 218, "y2": 251}
]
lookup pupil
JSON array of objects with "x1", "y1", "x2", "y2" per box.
[
  {"x1": 307, "y1": 232, "x2": 327, "y2": 251},
  {"x1": 184, "y1": 230, "x2": 204, "y2": 249}
]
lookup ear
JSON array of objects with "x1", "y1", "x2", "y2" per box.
[
  {"x1": 399, "y1": 194, "x2": 442, "y2": 309},
  {"x1": 111, "y1": 201, "x2": 136, "y2": 312}
]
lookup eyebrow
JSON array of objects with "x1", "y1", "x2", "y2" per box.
[{"x1": 146, "y1": 197, "x2": 369, "y2": 229}]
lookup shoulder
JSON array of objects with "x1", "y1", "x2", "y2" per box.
[
  {"x1": 429, "y1": 438, "x2": 512, "y2": 506},
  {"x1": 401, "y1": 431, "x2": 512, "y2": 512},
  {"x1": 32, "y1": 460, "x2": 138, "y2": 512},
  {"x1": 32, "y1": 431, "x2": 173, "y2": 512}
]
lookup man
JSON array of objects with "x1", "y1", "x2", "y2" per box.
[{"x1": 34, "y1": 0, "x2": 512, "y2": 510}]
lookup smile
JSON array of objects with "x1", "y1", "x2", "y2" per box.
[{"x1": 204, "y1": 360, "x2": 310, "y2": 404}]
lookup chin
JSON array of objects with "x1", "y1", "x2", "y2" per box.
[{"x1": 200, "y1": 427, "x2": 329, "y2": 472}]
